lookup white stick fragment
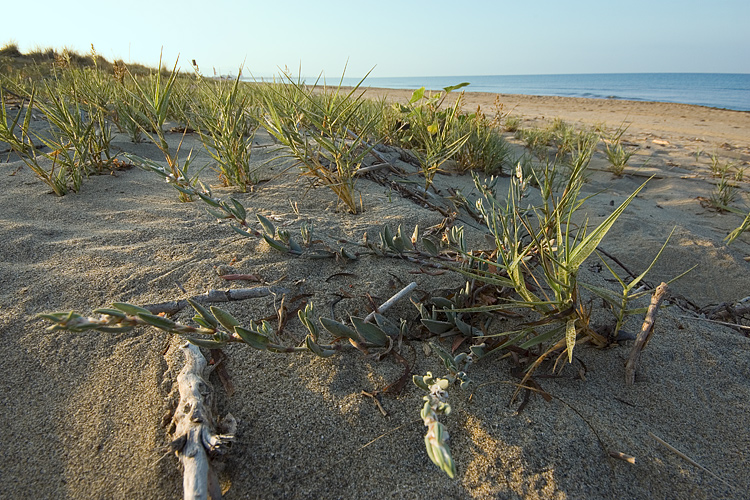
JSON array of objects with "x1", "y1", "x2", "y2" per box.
[
  {"x1": 364, "y1": 282, "x2": 418, "y2": 323},
  {"x1": 172, "y1": 343, "x2": 236, "y2": 500}
]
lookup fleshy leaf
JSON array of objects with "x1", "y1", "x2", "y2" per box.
[
  {"x1": 185, "y1": 335, "x2": 227, "y2": 349},
  {"x1": 112, "y1": 302, "x2": 152, "y2": 316},
  {"x1": 351, "y1": 316, "x2": 388, "y2": 346},
  {"x1": 188, "y1": 299, "x2": 218, "y2": 329},
  {"x1": 421, "y1": 319, "x2": 454, "y2": 334},
  {"x1": 262, "y1": 234, "x2": 289, "y2": 253},
  {"x1": 210, "y1": 306, "x2": 240, "y2": 331},
  {"x1": 320, "y1": 317, "x2": 358, "y2": 340},
  {"x1": 230, "y1": 224, "x2": 253, "y2": 237},
  {"x1": 234, "y1": 326, "x2": 269, "y2": 350},
  {"x1": 137, "y1": 313, "x2": 177, "y2": 330},
  {"x1": 257, "y1": 213, "x2": 276, "y2": 236},
  {"x1": 92, "y1": 308, "x2": 128, "y2": 319},
  {"x1": 230, "y1": 198, "x2": 247, "y2": 221},
  {"x1": 422, "y1": 237, "x2": 439, "y2": 256},
  {"x1": 305, "y1": 334, "x2": 335, "y2": 357}
]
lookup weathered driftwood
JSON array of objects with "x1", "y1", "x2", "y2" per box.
[
  {"x1": 625, "y1": 282, "x2": 669, "y2": 385},
  {"x1": 171, "y1": 343, "x2": 236, "y2": 500},
  {"x1": 144, "y1": 286, "x2": 289, "y2": 315},
  {"x1": 702, "y1": 296, "x2": 750, "y2": 322}
]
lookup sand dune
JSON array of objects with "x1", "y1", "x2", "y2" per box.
[{"x1": 1, "y1": 91, "x2": 748, "y2": 499}]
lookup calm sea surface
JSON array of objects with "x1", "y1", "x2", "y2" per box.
[{"x1": 337, "y1": 73, "x2": 750, "y2": 112}]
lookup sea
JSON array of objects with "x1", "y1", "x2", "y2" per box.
[{"x1": 336, "y1": 73, "x2": 750, "y2": 112}]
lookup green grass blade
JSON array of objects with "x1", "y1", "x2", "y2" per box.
[{"x1": 567, "y1": 178, "x2": 650, "y2": 272}]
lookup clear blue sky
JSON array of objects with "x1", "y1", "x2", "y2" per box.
[{"x1": 4, "y1": 0, "x2": 749, "y2": 78}]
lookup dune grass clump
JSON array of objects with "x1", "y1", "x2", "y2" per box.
[
  {"x1": 124, "y1": 55, "x2": 201, "y2": 201},
  {"x1": 193, "y1": 72, "x2": 260, "y2": 191},
  {"x1": 452, "y1": 102, "x2": 510, "y2": 175},
  {"x1": 602, "y1": 121, "x2": 636, "y2": 176},
  {"x1": 258, "y1": 70, "x2": 378, "y2": 213},
  {"x1": 0, "y1": 74, "x2": 117, "y2": 195},
  {"x1": 503, "y1": 114, "x2": 521, "y2": 132}
]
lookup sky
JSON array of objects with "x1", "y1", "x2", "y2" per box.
[{"x1": 4, "y1": 0, "x2": 749, "y2": 78}]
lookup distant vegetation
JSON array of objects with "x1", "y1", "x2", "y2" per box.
[{"x1": 0, "y1": 42, "x2": 165, "y2": 78}]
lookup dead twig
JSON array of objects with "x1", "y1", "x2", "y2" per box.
[
  {"x1": 678, "y1": 314, "x2": 750, "y2": 333},
  {"x1": 143, "y1": 286, "x2": 291, "y2": 315},
  {"x1": 625, "y1": 282, "x2": 668, "y2": 385},
  {"x1": 649, "y1": 432, "x2": 733, "y2": 489},
  {"x1": 361, "y1": 391, "x2": 388, "y2": 417}
]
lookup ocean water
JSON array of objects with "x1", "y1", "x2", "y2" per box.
[{"x1": 338, "y1": 73, "x2": 750, "y2": 112}]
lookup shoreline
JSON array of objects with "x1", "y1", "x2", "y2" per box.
[
  {"x1": 362, "y1": 86, "x2": 750, "y2": 113},
  {"x1": 348, "y1": 87, "x2": 750, "y2": 164}
]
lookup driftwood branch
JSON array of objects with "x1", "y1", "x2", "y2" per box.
[
  {"x1": 625, "y1": 282, "x2": 669, "y2": 385},
  {"x1": 364, "y1": 282, "x2": 418, "y2": 323},
  {"x1": 701, "y1": 296, "x2": 750, "y2": 322},
  {"x1": 144, "y1": 286, "x2": 290, "y2": 315},
  {"x1": 171, "y1": 343, "x2": 236, "y2": 500}
]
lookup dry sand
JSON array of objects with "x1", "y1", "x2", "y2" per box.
[{"x1": 1, "y1": 90, "x2": 749, "y2": 499}]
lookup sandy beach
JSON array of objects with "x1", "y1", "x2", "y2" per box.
[{"x1": 1, "y1": 89, "x2": 749, "y2": 500}]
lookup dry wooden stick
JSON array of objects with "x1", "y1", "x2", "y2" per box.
[
  {"x1": 649, "y1": 432, "x2": 733, "y2": 489},
  {"x1": 143, "y1": 286, "x2": 290, "y2": 315},
  {"x1": 171, "y1": 343, "x2": 236, "y2": 500},
  {"x1": 625, "y1": 282, "x2": 669, "y2": 385},
  {"x1": 364, "y1": 281, "x2": 417, "y2": 323},
  {"x1": 678, "y1": 315, "x2": 750, "y2": 332}
]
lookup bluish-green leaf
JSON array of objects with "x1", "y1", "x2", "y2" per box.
[
  {"x1": 210, "y1": 306, "x2": 240, "y2": 331},
  {"x1": 206, "y1": 208, "x2": 231, "y2": 220},
  {"x1": 421, "y1": 319, "x2": 454, "y2": 334},
  {"x1": 188, "y1": 299, "x2": 218, "y2": 329},
  {"x1": 422, "y1": 237, "x2": 439, "y2": 256},
  {"x1": 185, "y1": 335, "x2": 227, "y2": 349},
  {"x1": 351, "y1": 316, "x2": 388, "y2": 346},
  {"x1": 230, "y1": 198, "x2": 246, "y2": 221},
  {"x1": 257, "y1": 213, "x2": 276, "y2": 236},
  {"x1": 92, "y1": 308, "x2": 128, "y2": 319},
  {"x1": 112, "y1": 302, "x2": 152, "y2": 316},
  {"x1": 413, "y1": 374, "x2": 430, "y2": 391},
  {"x1": 196, "y1": 191, "x2": 221, "y2": 207},
  {"x1": 431, "y1": 297, "x2": 454, "y2": 309},
  {"x1": 263, "y1": 234, "x2": 289, "y2": 253},
  {"x1": 229, "y1": 224, "x2": 253, "y2": 237},
  {"x1": 320, "y1": 317, "x2": 358, "y2": 340},
  {"x1": 234, "y1": 326, "x2": 269, "y2": 350},
  {"x1": 305, "y1": 334, "x2": 335, "y2": 357},
  {"x1": 430, "y1": 341, "x2": 457, "y2": 371},
  {"x1": 137, "y1": 312, "x2": 177, "y2": 330}
]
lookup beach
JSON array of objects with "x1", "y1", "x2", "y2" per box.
[{"x1": 1, "y1": 90, "x2": 749, "y2": 499}]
